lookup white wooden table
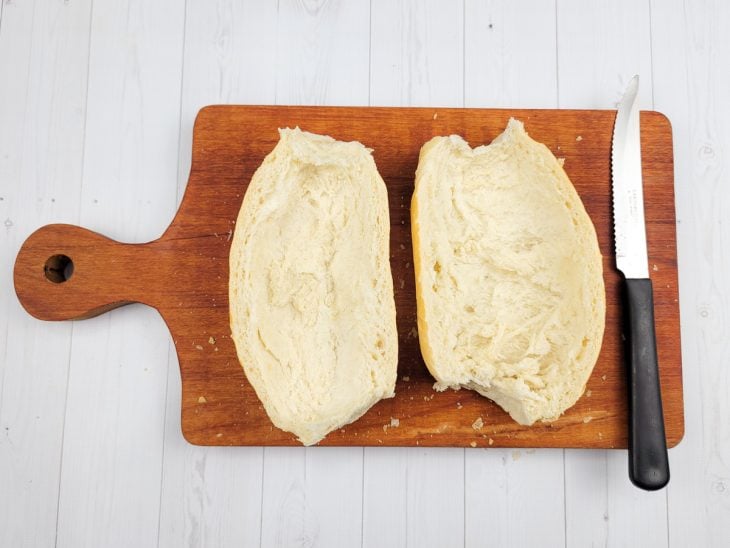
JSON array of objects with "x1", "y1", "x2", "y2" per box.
[{"x1": 1, "y1": 1, "x2": 728, "y2": 546}]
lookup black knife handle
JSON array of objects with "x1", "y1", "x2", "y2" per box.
[{"x1": 625, "y1": 278, "x2": 670, "y2": 490}]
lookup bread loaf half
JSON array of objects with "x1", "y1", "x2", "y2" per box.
[
  {"x1": 229, "y1": 128, "x2": 398, "y2": 446},
  {"x1": 411, "y1": 119, "x2": 605, "y2": 425}
]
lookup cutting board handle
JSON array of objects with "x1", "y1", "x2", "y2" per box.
[{"x1": 13, "y1": 224, "x2": 162, "y2": 321}]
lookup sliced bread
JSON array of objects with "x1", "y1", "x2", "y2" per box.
[
  {"x1": 229, "y1": 128, "x2": 398, "y2": 445},
  {"x1": 411, "y1": 119, "x2": 605, "y2": 425}
]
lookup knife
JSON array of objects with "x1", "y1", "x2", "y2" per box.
[{"x1": 612, "y1": 75, "x2": 670, "y2": 490}]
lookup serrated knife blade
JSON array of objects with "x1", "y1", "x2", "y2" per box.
[
  {"x1": 612, "y1": 75, "x2": 649, "y2": 278},
  {"x1": 611, "y1": 75, "x2": 670, "y2": 491}
]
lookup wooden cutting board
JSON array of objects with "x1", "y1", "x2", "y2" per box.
[{"x1": 13, "y1": 106, "x2": 683, "y2": 448}]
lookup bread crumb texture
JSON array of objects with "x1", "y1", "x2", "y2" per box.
[
  {"x1": 229, "y1": 128, "x2": 398, "y2": 446},
  {"x1": 412, "y1": 119, "x2": 605, "y2": 426}
]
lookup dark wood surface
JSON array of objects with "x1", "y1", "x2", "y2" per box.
[{"x1": 13, "y1": 106, "x2": 683, "y2": 448}]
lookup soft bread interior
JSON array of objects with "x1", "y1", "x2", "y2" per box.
[
  {"x1": 229, "y1": 128, "x2": 398, "y2": 445},
  {"x1": 412, "y1": 119, "x2": 606, "y2": 425}
]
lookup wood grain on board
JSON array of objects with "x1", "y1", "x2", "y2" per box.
[{"x1": 13, "y1": 105, "x2": 683, "y2": 448}]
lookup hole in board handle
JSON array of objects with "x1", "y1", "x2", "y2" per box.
[{"x1": 44, "y1": 254, "x2": 74, "y2": 283}]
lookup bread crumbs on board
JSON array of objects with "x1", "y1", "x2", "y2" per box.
[{"x1": 472, "y1": 417, "x2": 484, "y2": 430}]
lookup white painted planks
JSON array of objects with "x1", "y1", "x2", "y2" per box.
[
  {"x1": 466, "y1": 449, "x2": 566, "y2": 548},
  {"x1": 652, "y1": 0, "x2": 730, "y2": 546},
  {"x1": 276, "y1": 0, "x2": 370, "y2": 106},
  {"x1": 56, "y1": 307, "x2": 172, "y2": 548},
  {"x1": 465, "y1": 0, "x2": 558, "y2": 108},
  {"x1": 362, "y1": 448, "x2": 408, "y2": 548},
  {"x1": 158, "y1": 440, "x2": 264, "y2": 547},
  {"x1": 557, "y1": 0, "x2": 654, "y2": 110},
  {"x1": 259, "y1": 447, "x2": 364, "y2": 547},
  {"x1": 0, "y1": 1, "x2": 92, "y2": 546},
  {"x1": 54, "y1": 1, "x2": 185, "y2": 546},
  {"x1": 370, "y1": 0, "x2": 464, "y2": 107}
]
